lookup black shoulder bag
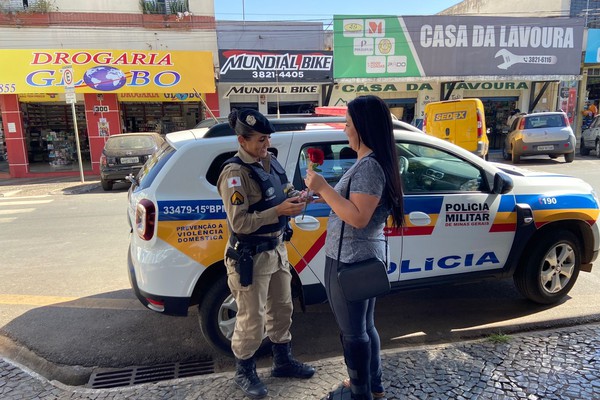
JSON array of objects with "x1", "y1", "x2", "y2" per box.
[{"x1": 336, "y1": 177, "x2": 391, "y2": 303}]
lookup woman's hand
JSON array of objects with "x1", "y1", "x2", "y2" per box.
[{"x1": 304, "y1": 169, "x2": 328, "y2": 193}]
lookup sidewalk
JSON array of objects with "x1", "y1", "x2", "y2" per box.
[
  {"x1": 0, "y1": 176, "x2": 101, "y2": 197},
  {"x1": 1, "y1": 322, "x2": 599, "y2": 399}
]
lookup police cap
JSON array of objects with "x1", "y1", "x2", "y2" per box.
[{"x1": 233, "y1": 109, "x2": 275, "y2": 135}]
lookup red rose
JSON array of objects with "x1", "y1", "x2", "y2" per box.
[{"x1": 307, "y1": 148, "x2": 325, "y2": 166}]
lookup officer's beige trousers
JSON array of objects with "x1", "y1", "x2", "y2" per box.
[{"x1": 226, "y1": 245, "x2": 293, "y2": 360}]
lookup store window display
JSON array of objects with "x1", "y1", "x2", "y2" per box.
[{"x1": 121, "y1": 102, "x2": 199, "y2": 134}]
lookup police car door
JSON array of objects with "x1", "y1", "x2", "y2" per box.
[
  {"x1": 286, "y1": 135, "x2": 354, "y2": 300},
  {"x1": 390, "y1": 141, "x2": 517, "y2": 284}
]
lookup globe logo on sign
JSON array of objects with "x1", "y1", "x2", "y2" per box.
[{"x1": 83, "y1": 66, "x2": 127, "y2": 91}]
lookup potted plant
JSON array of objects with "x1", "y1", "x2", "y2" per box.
[
  {"x1": 3, "y1": 0, "x2": 56, "y2": 26},
  {"x1": 140, "y1": 0, "x2": 191, "y2": 28}
]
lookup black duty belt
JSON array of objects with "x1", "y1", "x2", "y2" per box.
[{"x1": 229, "y1": 232, "x2": 284, "y2": 255}]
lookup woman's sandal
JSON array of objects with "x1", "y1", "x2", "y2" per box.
[{"x1": 342, "y1": 378, "x2": 386, "y2": 399}]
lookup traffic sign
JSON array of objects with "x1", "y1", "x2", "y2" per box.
[
  {"x1": 62, "y1": 65, "x2": 75, "y2": 89},
  {"x1": 65, "y1": 89, "x2": 76, "y2": 104}
]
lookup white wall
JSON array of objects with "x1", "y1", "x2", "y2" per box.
[
  {"x1": 51, "y1": 0, "x2": 213, "y2": 15},
  {"x1": 439, "y1": 0, "x2": 568, "y2": 16},
  {"x1": 217, "y1": 21, "x2": 326, "y2": 51},
  {"x1": 0, "y1": 27, "x2": 219, "y2": 64}
]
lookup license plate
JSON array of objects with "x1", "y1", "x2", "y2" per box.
[
  {"x1": 537, "y1": 145, "x2": 554, "y2": 151},
  {"x1": 120, "y1": 157, "x2": 139, "y2": 164}
]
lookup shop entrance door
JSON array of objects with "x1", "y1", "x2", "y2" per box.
[
  {"x1": 383, "y1": 98, "x2": 416, "y2": 125},
  {"x1": 22, "y1": 102, "x2": 90, "y2": 173},
  {"x1": 477, "y1": 97, "x2": 519, "y2": 150}
]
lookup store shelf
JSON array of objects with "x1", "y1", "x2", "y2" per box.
[
  {"x1": 22, "y1": 103, "x2": 89, "y2": 164},
  {"x1": 121, "y1": 102, "x2": 189, "y2": 133}
]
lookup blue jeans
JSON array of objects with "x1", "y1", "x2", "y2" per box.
[{"x1": 325, "y1": 256, "x2": 383, "y2": 397}]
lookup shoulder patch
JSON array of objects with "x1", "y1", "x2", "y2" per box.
[
  {"x1": 227, "y1": 176, "x2": 242, "y2": 188},
  {"x1": 231, "y1": 191, "x2": 245, "y2": 205}
]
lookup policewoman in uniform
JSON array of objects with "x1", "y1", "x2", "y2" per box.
[{"x1": 217, "y1": 109, "x2": 315, "y2": 399}]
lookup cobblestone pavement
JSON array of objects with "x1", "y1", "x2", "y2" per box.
[
  {"x1": 2, "y1": 172, "x2": 600, "y2": 399},
  {"x1": 1, "y1": 323, "x2": 599, "y2": 399}
]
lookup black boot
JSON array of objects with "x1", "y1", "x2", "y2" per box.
[
  {"x1": 271, "y1": 342, "x2": 315, "y2": 379},
  {"x1": 234, "y1": 357, "x2": 268, "y2": 399},
  {"x1": 341, "y1": 337, "x2": 373, "y2": 400}
]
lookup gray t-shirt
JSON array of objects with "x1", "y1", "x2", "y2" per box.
[{"x1": 324, "y1": 155, "x2": 388, "y2": 263}]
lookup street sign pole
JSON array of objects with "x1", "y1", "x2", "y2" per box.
[
  {"x1": 62, "y1": 65, "x2": 85, "y2": 183},
  {"x1": 70, "y1": 102, "x2": 84, "y2": 183}
]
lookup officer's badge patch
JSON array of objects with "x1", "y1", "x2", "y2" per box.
[
  {"x1": 246, "y1": 115, "x2": 256, "y2": 126},
  {"x1": 266, "y1": 187, "x2": 275, "y2": 197},
  {"x1": 231, "y1": 191, "x2": 244, "y2": 205},
  {"x1": 227, "y1": 177, "x2": 241, "y2": 188}
]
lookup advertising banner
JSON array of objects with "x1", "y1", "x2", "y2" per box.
[
  {"x1": 18, "y1": 93, "x2": 67, "y2": 102},
  {"x1": 117, "y1": 92, "x2": 206, "y2": 102},
  {"x1": 0, "y1": 49, "x2": 215, "y2": 94},
  {"x1": 334, "y1": 16, "x2": 584, "y2": 78},
  {"x1": 219, "y1": 50, "x2": 333, "y2": 83},
  {"x1": 223, "y1": 84, "x2": 320, "y2": 98},
  {"x1": 584, "y1": 29, "x2": 600, "y2": 63}
]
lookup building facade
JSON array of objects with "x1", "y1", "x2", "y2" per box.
[
  {"x1": 0, "y1": 0, "x2": 217, "y2": 178},
  {"x1": 215, "y1": 21, "x2": 332, "y2": 116},
  {"x1": 440, "y1": 0, "x2": 599, "y2": 136},
  {"x1": 331, "y1": 14, "x2": 584, "y2": 149}
]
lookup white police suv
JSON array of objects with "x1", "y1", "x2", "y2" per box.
[{"x1": 127, "y1": 116, "x2": 600, "y2": 354}]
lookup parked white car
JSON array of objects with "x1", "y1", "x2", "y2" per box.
[
  {"x1": 502, "y1": 112, "x2": 576, "y2": 163},
  {"x1": 127, "y1": 116, "x2": 599, "y2": 354},
  {"x1": 580, "y1": 114, "x2": 600, "y2": 157}
]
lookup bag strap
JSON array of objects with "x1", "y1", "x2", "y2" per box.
[
  {"x1": 335, "y1": 176, "x2": 389, "y2": 266},
  {"x1": 336, "y1": 177, "x2": 351, "y2": 264}
]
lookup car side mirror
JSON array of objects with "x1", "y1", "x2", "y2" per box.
[{"x1": 492, "y1": 171, "x2": 513, "y2": 194}]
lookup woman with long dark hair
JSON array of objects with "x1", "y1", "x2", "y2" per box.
[{"x1": 305, "y1": 95, "x2": 404, "y2": 400}]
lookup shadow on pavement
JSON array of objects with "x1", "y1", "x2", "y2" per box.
[{"x1": 0, "y1": 279, "x2": 567, "y2": 387}]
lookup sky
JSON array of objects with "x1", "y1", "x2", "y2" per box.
[{"x1": 214, "y1": 0, "x2": 464, "y2": 24}]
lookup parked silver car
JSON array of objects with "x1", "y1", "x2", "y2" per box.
[
  {"x1": 502, "y1": 112, "x2": 576, "y2": 164},
  {"x1": 580, "y1": 114, "x2": 600, "y2": 157}
]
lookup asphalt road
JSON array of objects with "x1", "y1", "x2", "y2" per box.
[{"x1": 1, "y1": 154, "x2": 600, "y2": 386}]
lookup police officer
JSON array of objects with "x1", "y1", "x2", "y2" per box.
[{"x1": 217, "y1": 109, "x2": 315, "y2": 399}]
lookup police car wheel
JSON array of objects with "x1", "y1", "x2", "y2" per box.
[
  {"x1": 502, "y1": 146, "x2": 511, "y2": 161},
  {"x1": 513, "y1": 230, "x2": 581, "y2": 304},
  {"x1": 198, "y1": 274, "x2": 270, "y2": 356},
  {"x1": 198, "y1": 276, "x2": 237, "y2": 354}
]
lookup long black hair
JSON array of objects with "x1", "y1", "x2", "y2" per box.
[{"x1": 347, "y1": 95, "x2": 404, "y2": 227}]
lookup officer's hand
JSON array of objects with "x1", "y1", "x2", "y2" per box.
[
  {"x1": 304, "y1": 169, "x2": 328, "y2": 193},
  {"x1": 297, "y1": 189, "x2": 313, "y2": 204},
  {"x1": 275, "y1": 196, "x2": 306, "y2": 216}
]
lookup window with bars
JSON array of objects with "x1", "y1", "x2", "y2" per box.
[
  {"x1": 141, "y1": 0, "x2": 189, "y2": 15},
  {"x1": 2, "y1": 0, "x2": 36, "y2": 11}
]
